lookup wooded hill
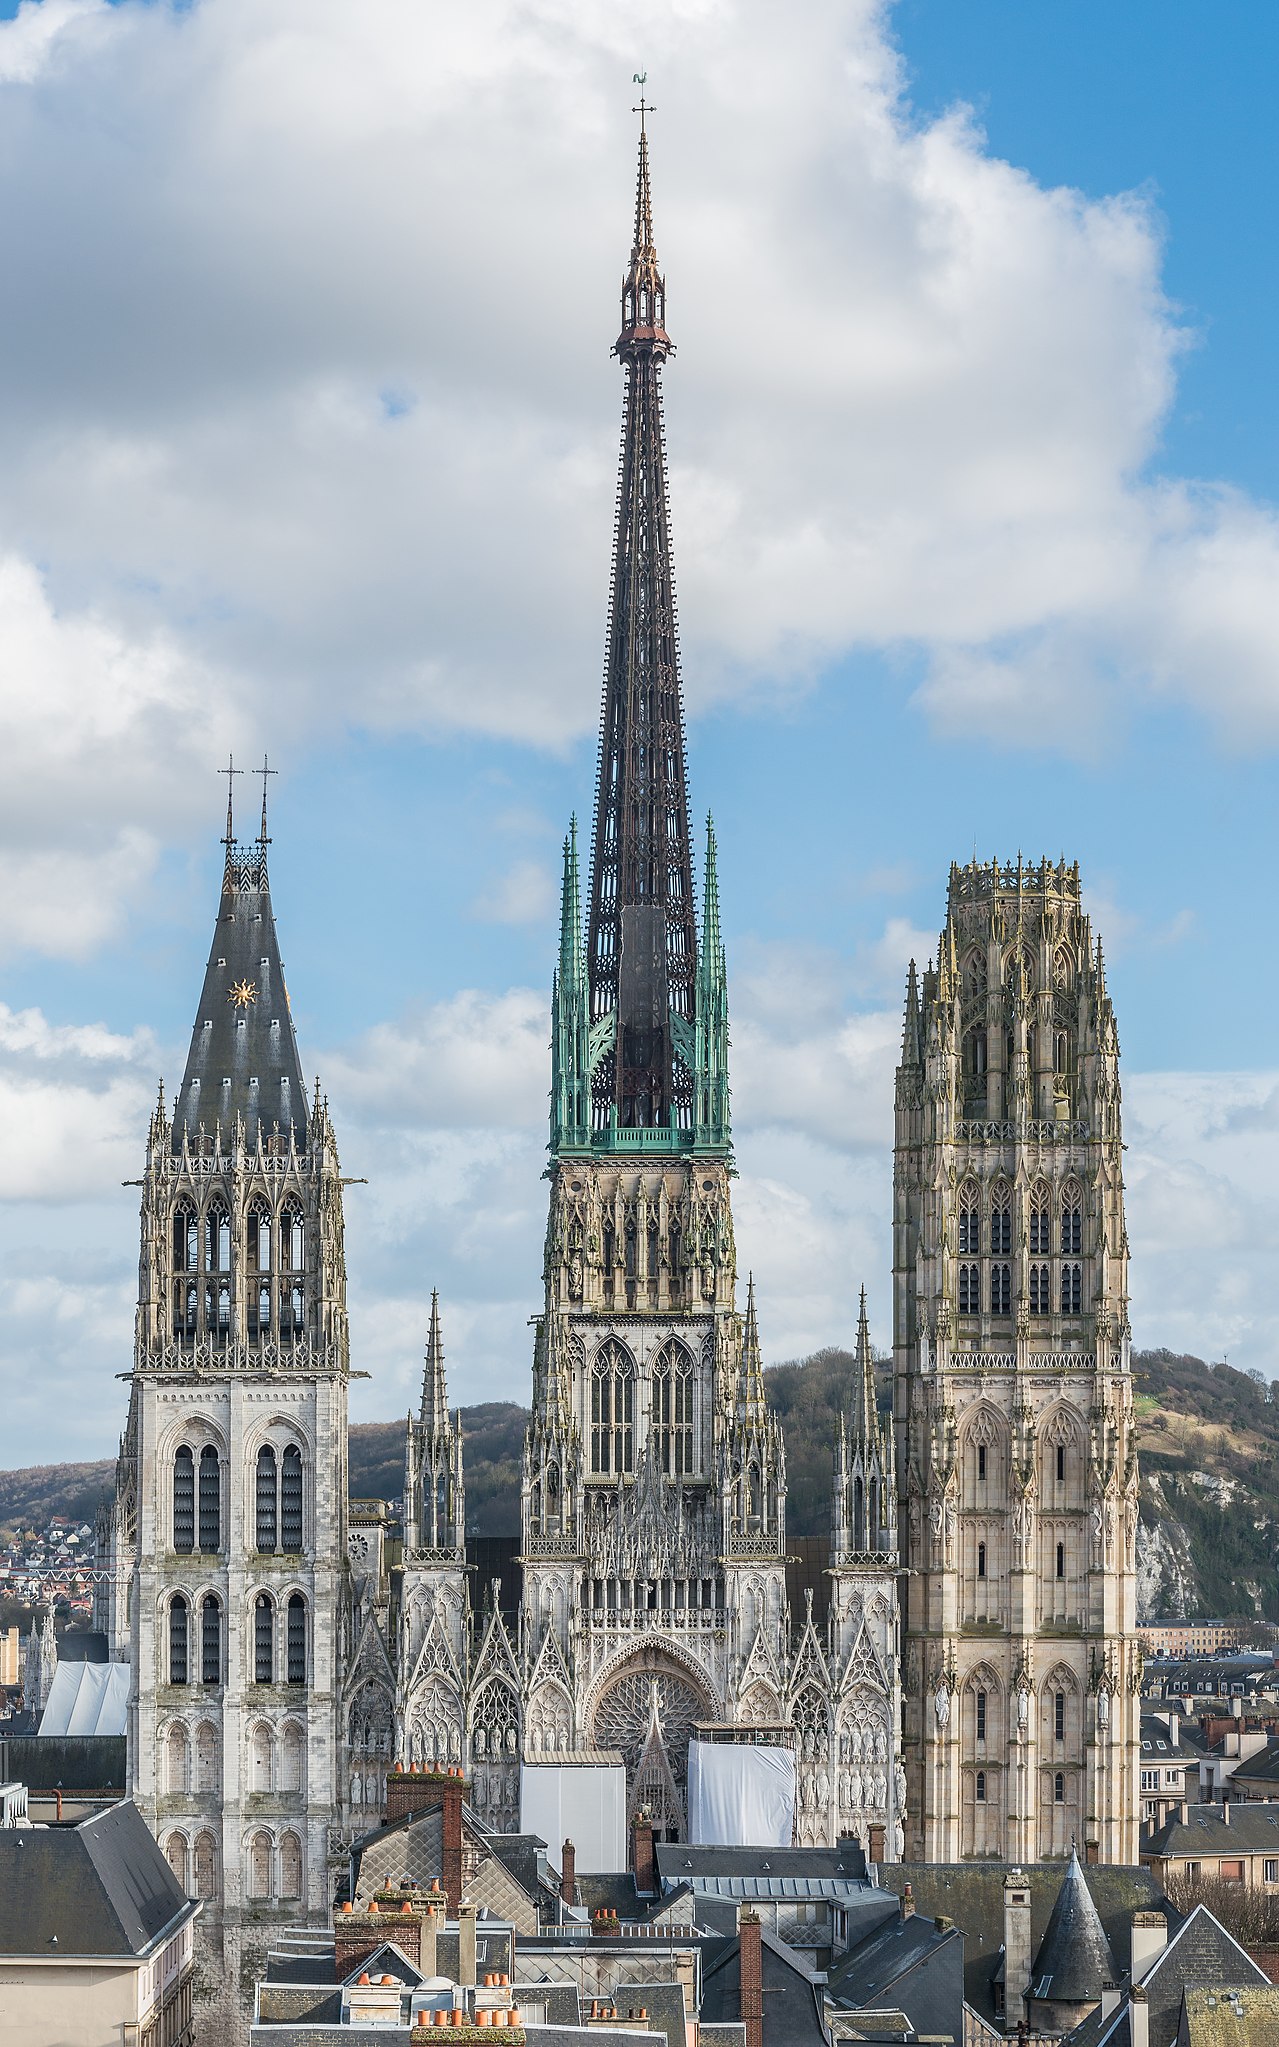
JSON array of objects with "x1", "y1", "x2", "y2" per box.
[{"x1": 3, "y1": 1350, "x2": 1276, "y2": 1622}]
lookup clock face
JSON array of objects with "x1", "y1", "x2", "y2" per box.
[{"x1": 348, "y1": 1531, "x2": 372, "y2": 1562}]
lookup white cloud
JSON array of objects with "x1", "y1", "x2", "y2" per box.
[
  {"x1": 473, "y1": 859, "x2": 557, "y2": 926},
  {"x1": 0, "y1": 1001, "x2": 157, "y2": 1200},
  {"x1": 0, "y1": 0, "x2": 1272, "y2": 978}
]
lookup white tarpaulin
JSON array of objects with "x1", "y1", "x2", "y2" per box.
[
  {"x1": 520, "y1": 1761, "x2": 626, "y2": 1871},
  {"x1": 38, "y1": 1661, "x2": 130, "y2": 1737},
  {"x1": 687, "y1": 1740, "x2": 796, "y2": 1847}
]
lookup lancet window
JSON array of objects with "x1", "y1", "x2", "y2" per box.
[
  {"x1": 958, "y1": 1185, "x2": 980, "y2": 1254},
  {"x1": 959, "y1": 1263, "x2": 980, "y2": 1315},
  {"x1": 169, "y1": 1595, "x2": 189, "y2": 1685},
  {"x1": 286, "y1": 1593, "x2": 307, "y2": 1685},
  {"x1": 198, "y1": 1446, "x2": 220, "y2": 1551},
  {"x1": 254, "y1": 1595, "x2": 274, "y2": 1684},
  {"x1": 591, "y1": 1342, "x2": 634, "y2": 1474},
  {"x1": 652, "y1": 1342, "x2": 695, "y2": 1475},
  {"x1": 201, "y1": 1595, "x2": 222, "y2": 1685},
  {"x1": 173, "y1": 1448, "x2": 195, "y2": 1552}
]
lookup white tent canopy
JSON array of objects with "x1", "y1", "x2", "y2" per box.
[{"x1": 38, "y1": 1660, "x2": 130, "y2": 1737}]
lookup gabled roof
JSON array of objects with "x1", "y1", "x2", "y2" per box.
[
  {"x1": 828, "y1": 1909, "x2": 965, "y2": 2041},
  {"x1": 1030, "y1": 1849, "x2": 1119, "y2": 2005},
  {"x1": 0, "y1": 1799, "x2": 195, "y2": 1957},
  {"x1": 1139, "y1": 1905, "x2": 1269, "y2": 2047},
  {"x1": 1145, "y1": 1803, "x2": 1279, "y2": 1856}
]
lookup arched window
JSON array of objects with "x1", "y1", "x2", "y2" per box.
[
  {"x1": 173, "y1": 1448, "x2": 195, "y2": 1553},
  {"x1": 249, "y1": 1830, "x2": 273, "y2": 1901},
  {"x1": 976, "y1": 1691, "x2": 987, "y2": 1742},
  {"x1": 977, "y1": 1444, "x2": 987, "y2": 1482},
  {"x1": 965, "y1": 1028, "x2": 988, "y2": 1078},
  {"x1": 287, "y1": 1594, "x2": 307, "y2": 1685},
  {"x1": 281, "y1": 1446, "x2": 303, "y2": 1553},
  {"x1": 251, "y1": 1720, "x2": 274, "y2": 1788},
  {"x1": 164, "y1": 1832, "x2": 189, "y2": 1891},
  {"x1": 201, "y1": 1596, "x2": 222, "y2": 1686},
  {"x1": 1054, "y1": 1771, "x2": 1065, "y2": 1803},
  {"x1": 167, "y1": 1722, "x2": 189, "y2": 1794},
  {"x1": 280, "y1": 1721, "x2": 305, "y2": 1793},
  {"x1": 958, "y1": 1264, "x2": 980, "y2": 1314},
  {"x1": 173, "y1": 1208, "x2": 197, "y2": 1272},
  {"x1": 590, "y1": 1342, "x2": 634, "y2": 1474},
  {"x1": 1060, "y1": 1262, "x2": 1082, "y2": 1314},
  {"x1": 1056, "y1": 1442, "x2": 1066, "y2": 1484},
  {"x1": 282, "y1": 1207, "x2": 304, "y2": 1273},
  {"x1": 975, "y1": 1770, "x2": 986, "y2": 1803},
  {"x1": 198, "y1": 1446, "x2": 220, "y2": 1552},
  {"x1": 1030, "y1": 1263, "x2": 1050, "y2": 1314},
  {"x1": 280, "y1": 1831, "x2": 303, "y2": 1901},
  {"x1": 249, "y1": 1206, "x2": 271, "y2": 1274},
  {"x1": 958, "y1": 1186, "x2": 980, "y2": 1255},
  {"x1": 256, "y1": 1447, "x2": 278, "y2": 1552},
  {"x1": 1055, "y1": 1691, "x2": 1066, "y2": 1740},
  {"x1": 175, "y1": 1280, "x2": 197, "y2": 1338},
  {"x1": 254, "y1": 1595, "x2": 274, "y2": 1684},
  {"x1": 193, "y1": 1831, "x2": 217, "y2": 1901},
  {"x1": 1061, "y1": 1191, "x2": 1082, "y2": 1255},
  {"x1": 853, "y1": 1476, "x2": 865, "y2": 1551},
  {"x1": 205, "y1": 1203, "x2": 230, "y2": 1273},
  {"x1": 195, "y1": 1722, "x2": 219, "y2": 1795},
  {"x1": 990, "y1": 1264, "x2": 1011, "y2": 1316},
  {"x1": 652, "y1": 1343, "x2": 694, "y2": 1476},
  {"x1": 989, "y1": 1192, "x2": 1011, "y2": 1255},
  {"x1": 169, "y1": 1595, "x2": 189, "y2": 1685},
  {"x1": 977, "y1": 1541, "x2": 987, "y2": 1580},
  {"x1": 1056, "y1": 1542, "x2": 1065, "y2": 1580},
  {"x1": 1029, "y1": 1189, "x2": 1051, "y2": 1255},
  {"x1": 963, "y1": 950, "x2": 987, "y2": 996}
]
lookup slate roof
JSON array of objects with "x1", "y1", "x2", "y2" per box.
[
  {"x1": 1145, "y1": 1803, "x2": 1279, "y2": 1856},
  {"x1": 1141, "y1": 1714, "x2": 1201, "y2": 1763},
  {"x1": 827, "y1": 1910, "x2": 965, "y2": 2041},
  {"x1": 875, "y1": 1862, "x2": 1173, "y2": 2030},
  {"x1": 1067, "y1": 1905, "x2": 1271, "y2": 2047},
  {"x1": 656, "y1": 1841, "x2": 869, "y2": 1888},
  {"x1": 172, "y1": 830, "x2": 308, "y2": 1150},
  {"x1": 700, "y1": 1926, "x2": 828, "y2": 2047},
  {"x1": 1230, "y1": 1740, "x2": 1279, "y2": 1790},
  {"x1": 1030, "y1": 1848, "x2": 1119, "y2": 2004},
  {"x1": 1178, "y1": 1985, "x2": 1279, "y2": 2047},
  {"x1": 0, "y1": 1798, "x2": 195, "y2": 1957}
]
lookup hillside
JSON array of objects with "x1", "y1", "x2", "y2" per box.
[{"x1": 3, "y1": 1351, "x2": 1276, "y2": 1620}]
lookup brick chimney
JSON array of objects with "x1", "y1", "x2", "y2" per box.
[
  {"x1": 867, "y1": 1822, "x2": 885, "y2": 1865},
  {"x1": 443, "y1": 1768, "x2": 466, "y2": 1913},
  {"x1": 632, "y1": 1808, "x2": 655, "y2": 1897},
  {"x1": 561, "y1": 1839, "x2": 577, "y2": 1908},
  {"x1": 1130, "y1": 1911, "x2": 1167, "y2": 1983},
  {"x1": 334, "y1": 1900, "x2": 394, "y2": 1982},
  {"x1": 738, "y1": 1907, "x2": 763, "y2": 2047},
  {"x1": 899, "y1": 1883, "x2": 914, "y2": 1921},
  {"x1": 1002, "y1": 1869, "x2": 1032, "y2": 2028}
]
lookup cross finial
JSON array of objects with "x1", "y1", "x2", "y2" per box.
[
  {"x1": 221, "y1": 754, "x2": 244, "y2": 845},
  {"x1": 632, "y1": 71, "x2": 651, "y2": 130},
  {"x1": 258, "y1": 754, "x2": 277, "y2": 844}
]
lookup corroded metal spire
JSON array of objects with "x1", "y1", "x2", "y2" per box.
[{"x1": 586, "y1": 110, "x2": 696, "y2": 1134}]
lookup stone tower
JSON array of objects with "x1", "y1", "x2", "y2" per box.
[
  {"x1": 828, "y1": 1294, "x2": 905, "y2": 1857},
  {"x1": 521, "y1": 114, "x2": 790, "y2": 1840},
  {"x1": 105, "y1": 778, "x2": 351, "y2": 1986},
  {"x1": 894, "y1": 858, "x2": 1140, "y2": 1863}
]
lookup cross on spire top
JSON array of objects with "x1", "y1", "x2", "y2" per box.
[
  {"x1": 258, "y1": 754, "x2": 277, "y2": 843},
  {"x1": 221, "y1": 754, "x2": 244, "y2": 845}
]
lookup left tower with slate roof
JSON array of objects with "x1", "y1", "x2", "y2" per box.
[{"x1": 101, "y1": 771, "x2": 351, "y2": 2005}]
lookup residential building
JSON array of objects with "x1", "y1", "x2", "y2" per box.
[
  {"x1": 0, "y1": 1797, "x2": 199, "y2": 2047},
  {"x1": 1142, "y1": 1804, "x2": 1279, "y2": 1894}
]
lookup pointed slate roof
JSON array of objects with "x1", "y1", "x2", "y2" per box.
[
  {"x1": 172, "y1": 789, "x2": 307, "y2": 1151},
  {"x1": 420, "y1": 1291, "x2": 448, "y2": 1431},
  {"x1": 1030, "y1": 1847, "x2": 1119, "y2": 2004}
]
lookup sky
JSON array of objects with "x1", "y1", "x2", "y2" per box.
[{"x1": 0, "y1": 0, "x2": 1276, "y2": 1466}]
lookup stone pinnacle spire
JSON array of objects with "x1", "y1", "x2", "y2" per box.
[
  {"x1": 420, "y1": 1290, "x2": 448, "y2": 1431},
  {"x1": 852, "y1": 1286, "x2": 876, "y2": 1440},
  {"x1": 585, "y1": 110, "x2": 696, "y2": 1135}
]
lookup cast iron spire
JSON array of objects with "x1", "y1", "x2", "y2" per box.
[{"x1": 586, "y1": 109, "x2": 697, "y2": 1132}]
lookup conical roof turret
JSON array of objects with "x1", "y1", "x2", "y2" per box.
[
  {"x1": 172, "y1": 769, "x2": 307, "y2": 1151},
  {"x1": 1029, "y1": 1847, "x2": 1118, "y2": 2003}
]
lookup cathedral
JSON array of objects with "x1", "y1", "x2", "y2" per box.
[{"x1": 98, "y1": 119, "x2": 1139, "y2": 1963}]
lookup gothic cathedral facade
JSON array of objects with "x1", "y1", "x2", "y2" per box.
[{"x1": 100, "y1": 120, "x2": 1140, "y2": 1942}]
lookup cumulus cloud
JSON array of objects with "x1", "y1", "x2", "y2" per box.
[
  {"x1": 0, "y1": 0, "x2": 1274, "y2": 970},
  {"x1": 0, "y1": 1001, "x2": 157, "y2": 1200}
]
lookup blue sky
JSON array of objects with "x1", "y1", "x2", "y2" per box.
[{"x1": 0, "y1": 0, "x2": 1275, "y2": 1464}]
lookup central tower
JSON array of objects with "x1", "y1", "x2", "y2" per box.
[{"x1": 522, "y1": 117, "x2": 785, "y2": 1840}]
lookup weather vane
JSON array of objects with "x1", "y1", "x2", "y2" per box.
[{"x1": 633, "y1": 69, "x2": 653, "y2": 126}]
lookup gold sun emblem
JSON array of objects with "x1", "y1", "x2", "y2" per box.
[{"x1": 228, "y1": 979, "x2": 257, "y2": 1008}]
